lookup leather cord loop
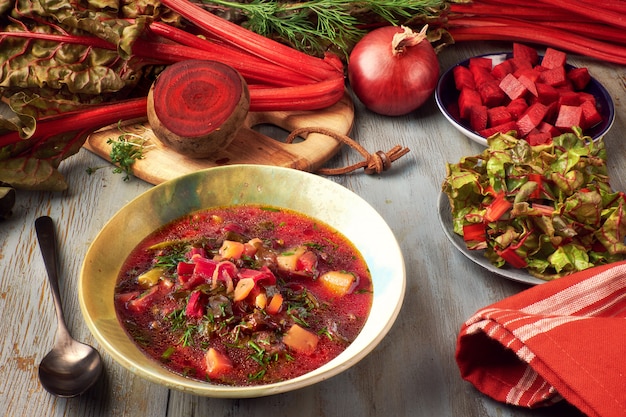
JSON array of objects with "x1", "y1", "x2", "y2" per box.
[{"x1": 285, "y1": 127, "x2": 410, "y2": 175}]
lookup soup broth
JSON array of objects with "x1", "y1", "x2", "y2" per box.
[{"x1": 114, "y1": 205, "x2": 372, "y2": 386}]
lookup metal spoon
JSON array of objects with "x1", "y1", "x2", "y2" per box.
[{"x1": 35, "y1": 215, "x2": 104, "y2": 397}]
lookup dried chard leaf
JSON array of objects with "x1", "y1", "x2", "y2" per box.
[
  {"x1": 0, "y1": 0, "x2": 160, "y2": 191},
  {"x1": 0, "y1": 157, "x2": 69, "y2": 191}
]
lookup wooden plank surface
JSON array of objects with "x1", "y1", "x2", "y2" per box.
[{"x1": 1, "y1": 42, "x2": 624, "y2": 417}]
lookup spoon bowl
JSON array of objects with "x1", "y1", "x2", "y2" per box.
[{"x1": 35, "y1": 216, "x2": 104, "y2": 397}]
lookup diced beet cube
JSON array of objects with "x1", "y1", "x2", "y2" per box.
[
  {"x1": 514, "y1": 68, "x2": 541, "y2": 82},
  {"x1": 446, "y1": 101, "x2": 460, "y2": 120},
  {"x1": 188, "y1": 246, "x2": 207, "y2": 260},
  {"x1": 453, "y1": 65, "x2": 476, "y2": 91},
  {"x1": 176, "y1": 262, "x2": 196, "y2": 284},
  {"x1": 478, "y1": 81, "x2": 506, "y2": 107},
  {"x1": 544, "y1": 101, "x2": 560, "y2": 124},
  {"x1": 517, "y1": 74, "x2": 538, "y2": 97},
  {"x1": 538, "y1": 66, "x2": 567, "y2": 87},
  {"x1": 535, "y1": 83, "x2": 559, "y2": 105},
  {"x1": 491, "y1": 60, "x2": 514, "y2": 80},
  {"x1": 577, "y1": 92, "x2": 596, "y2": 105},
  {"x1": 470, "y1": 65, "x2": 496, "y2": 85},
  {"x1": 508, "y1": 57, "x2": 533, "y2": 72},
  {"x1": 469, "y1": 56, "x2": 493, "y2": 71},
  {"x1": 487, "y1": 106, "x2": 513, "y2": 127},
  {"x1": 558, "y1": 90, "x2": 581, "y2": 106},
  {"x1": 580, "y1": 100, "x2": 602, "y2": 128},
  {"x1": 516, "y1": 102, "x2": 549, "y2": 137},
  {"x1": 554, "y1": 104, "x2": 584, "y2": 132},
  {"x1": 527, "y1": 131, "x2": 552, "y2": 145},
  {"x1": 499, "y1": 73, "x2": 527, "y2": 100},
  {"x1": 177, "y1": 261, "x2": 196, "y2": 277},
  {"x1": 513, "y1": 43, "x2": 539, "y2": 66},
  {"x1": 537, "y1": 121, "x2": 561, "y2": 137},
  {"x1": 478, "y1": 121, "x2": 518, "y2": 138},
  {"x1": 506, "y1": 98, "x2": 529, "y2": 119},
  {"x1": 458, "y1": 88, "x2": 482, "y2": 119},
  {"x1": 541, "y1": 47, "x2": 567, "y2": 69},
  {"x1": 567, "y1": 67, "x2": 591, "y2": 90},
  {"x1": 470, "y1": 105, "x2": 488, "y2": 131}
]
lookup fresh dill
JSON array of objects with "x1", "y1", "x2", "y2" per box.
[
  {"x1": 179, "y1": 324, "x2": 198, "y2": 347},
  {"x1": 201, "y1": 0, "x2": 445, "y2": 57},
  {"x1": 154, "y1": 244, "x2": 189, "y2": 271},
  {"x1": 166, "y1": 309, "x2": 187, "y2": 331}
]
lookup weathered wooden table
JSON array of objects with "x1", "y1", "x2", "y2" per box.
[{"x1": 2, "y1": 42, "x2": 624, "y2": 417}]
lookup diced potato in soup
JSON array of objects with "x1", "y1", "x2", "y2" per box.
[{"x1": 319, "y1": 271, "x2": 358, "y2": 296}]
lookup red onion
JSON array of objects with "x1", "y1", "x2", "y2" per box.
[{"x1": 348, "y1": 26, "x2": 440, "y2": 116}]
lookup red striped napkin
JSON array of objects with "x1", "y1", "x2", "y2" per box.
[{"x1": 456, "y1": 261, "x2": 626, "y2": 417}]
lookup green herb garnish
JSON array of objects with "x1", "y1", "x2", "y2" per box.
[
  {"x1": 107, "y1": 126, "x2": 153, "y2": 181},
  {"x1": 202, "y1": 0, "x2": 445, "y2": 57}
]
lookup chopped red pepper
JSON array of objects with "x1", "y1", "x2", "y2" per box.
[{"x1": 484, "y1": 192, "x2": 512, "y2": 222}]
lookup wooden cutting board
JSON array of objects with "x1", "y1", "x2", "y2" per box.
[{"x1": 84, "y1": 92, "x2": 354, "y2": 185}]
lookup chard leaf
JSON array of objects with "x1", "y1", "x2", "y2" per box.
[
  {"x1": 0, "y1": 20, "x2": 144, "y2": 109},
  {"x1": 596, "y1": 199, "x2": 626, "y2": 255},
  {"x1": 548, "y1": 244, "x2": 593, "y2": 274},
  {"x1": 0, "y1": 100, "x2": 36, "y2": 139},
  {"x1": 443, "y1": 130, "x2": 626, "y2": 280},
  {"x1": 564, "y1": 189, "x2": 603, "y2": 226},
  {"x1": 0, "y1": 156, "x2": 69, "y2": 191}
]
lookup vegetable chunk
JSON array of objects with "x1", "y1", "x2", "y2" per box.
[
  {"x1": 450, "y1": 44, "x2": 606, "y2": 143},
  {"x1": 283, "y1": 324, "x2": 319, "y2": 355},
  {"x1": 205, "y1": 348, "x2": 233, "y2": 378},
  {"x1": 319, "y1": 271, "x2": 358, "y2": 296}
]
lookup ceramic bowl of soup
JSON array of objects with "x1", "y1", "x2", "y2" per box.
[{"x1": 79, "y1": 164, "x2": 405, "y2": 398}]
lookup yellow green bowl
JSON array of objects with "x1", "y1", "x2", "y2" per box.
[{"x1": 79, "y1": 164, "x2": 405, "y2": 398}]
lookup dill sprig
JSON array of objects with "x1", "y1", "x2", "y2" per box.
[{"x1": 201, "y1": 0, "x2": 445, "y2": 57}]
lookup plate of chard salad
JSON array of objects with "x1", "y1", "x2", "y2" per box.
[{"x1": 440, "y1": 130, "x2": 626, "y2": 284}]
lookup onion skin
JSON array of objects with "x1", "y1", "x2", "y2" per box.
[
  {"x1": 147, "y1": 60, "x2": 250, "y2": 158},
  {"x1": 348, "y1": 26, "x2": 440, "y2": 116}
]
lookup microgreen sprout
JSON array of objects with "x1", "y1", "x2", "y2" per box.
[{"x1": 107, "y1": 124, "x2": 154, "y2": 181}]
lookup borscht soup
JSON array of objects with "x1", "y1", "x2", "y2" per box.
[{"x1": 114, "y1": 205, "x2": 373, "y2": 386}]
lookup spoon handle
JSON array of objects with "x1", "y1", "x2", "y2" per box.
[{"x1": 35, "y1": 216, "x2": 70, "y2": 335}]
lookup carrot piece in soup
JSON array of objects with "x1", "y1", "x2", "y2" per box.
[
  {"x1": 266, "y1": 293, "x2": 283, "y2": 315},
  {"x1": 233, "y1": 277, "x2": 255, "y2": 302}
]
